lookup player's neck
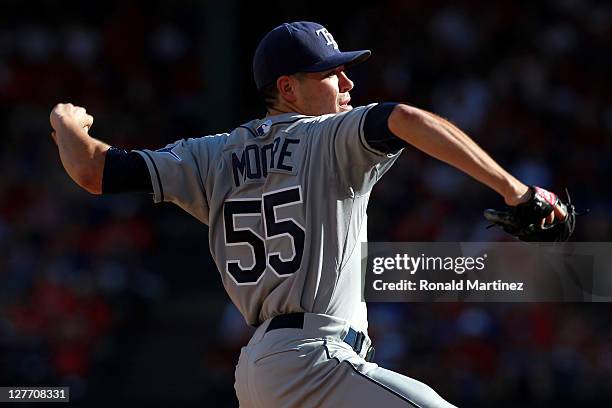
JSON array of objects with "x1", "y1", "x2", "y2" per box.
[
  {"x1": 266, "y1": 108, "x2": 293, "y2": 117},
  {"x1": 266, "y1": 101, "x2": 305, "y2": 117},
  {"x1": 266, "y1": 108, "x2": 299, "y2": 118}
]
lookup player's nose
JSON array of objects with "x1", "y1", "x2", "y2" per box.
[{"x1": 338, "y1": 71, "x2": 354, "y2": 93}]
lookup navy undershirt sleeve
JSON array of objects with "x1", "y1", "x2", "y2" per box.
[
  {"x1": 102, "y1": 147, "x2": 153, "y2": 194},
  {"x1": 362, "y1": 102, "x2": 408, "y2": 154}
]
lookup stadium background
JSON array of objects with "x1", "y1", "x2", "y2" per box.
[{"x1": 1, "y1": 0, "x2": 611, "y2": 406}]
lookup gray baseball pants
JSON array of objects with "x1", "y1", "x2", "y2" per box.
[{"x1": 234, "y1": 313, "x2": 457, "y2": 408}]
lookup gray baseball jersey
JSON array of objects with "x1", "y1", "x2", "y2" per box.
[{"x1": 135, "y1": 104, "x2": 400, "y2": 330}]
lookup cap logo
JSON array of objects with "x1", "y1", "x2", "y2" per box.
[{"x1": 315, "y1": 28, "x2": 339, "y2": 50}]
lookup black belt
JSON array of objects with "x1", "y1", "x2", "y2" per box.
[{"x1": 265, "y1": 313, "x2": 376, "y2": 362}]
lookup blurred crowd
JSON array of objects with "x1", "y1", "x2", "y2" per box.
[{"x1": 1, "y1": 0, "x2": 611, "y2": 406}]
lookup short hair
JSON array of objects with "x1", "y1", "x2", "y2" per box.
[
  {"x1": 258, "y1": 73, "x2": 306, "y2": 111},
  {"x1": 259, "y1": 82, "x2": 279, "y2": 110}
]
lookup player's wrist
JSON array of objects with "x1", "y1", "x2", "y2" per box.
[
  {"x1": 503, "y1": 183, "x2": 531, "y2": 207},
  {"x1": 55, "y1": 119, "x2": 89, "y2": 138}
]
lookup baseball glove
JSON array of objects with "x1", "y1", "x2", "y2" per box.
[{"x1": 484, "y1": 186, "x2": 577, "y2": 242}]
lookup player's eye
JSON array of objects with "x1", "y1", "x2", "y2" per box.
[{"x1": 327, "y1": 67, "x2": 346, "y2": 78}]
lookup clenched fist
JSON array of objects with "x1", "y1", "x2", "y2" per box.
[{"x1": 50, "y1": 103, "x2": 94, "y2": 143}]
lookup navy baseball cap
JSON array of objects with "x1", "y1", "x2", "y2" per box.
[{"x1": 253, "y1": 21, "x2": 371, "y2": 90}]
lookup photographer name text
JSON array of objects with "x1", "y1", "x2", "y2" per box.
[{"x1": 372, "y1": 279, "x2": 524, "y2": 292}]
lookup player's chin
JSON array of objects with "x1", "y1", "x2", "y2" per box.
[{"x1": 338, "y1": 104, "x2": 353, "y2": 112}]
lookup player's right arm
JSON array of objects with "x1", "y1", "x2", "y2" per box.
[
  {"x1": 387, "y1": 104, "x2": 565, "y2": 220},
  {"x1": 49, "y1": 103, "x2": 109, "y2": 194}
]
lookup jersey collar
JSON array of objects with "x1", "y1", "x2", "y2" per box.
[{"x1": 244, "y1": 113, "x2": 312, "y2": 137}]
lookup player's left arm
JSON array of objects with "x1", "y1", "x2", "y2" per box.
[
  {"x1": 50, "y1": 103, "x2": 153, "y2": 195},
  {"x1": 386, "y1": 104, "x2": 567, "y2": 222},
  {"x1": 49, "y1": 103, "x2": 109, "y2": 194}
]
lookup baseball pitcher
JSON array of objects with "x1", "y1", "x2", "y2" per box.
[{"x1": 49, "y1": 21, "x2": 574, "y2": 408}]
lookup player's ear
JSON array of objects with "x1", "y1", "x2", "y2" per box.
[{"x1": 277, "y1": 76, "x2": 298, "y2": 103}]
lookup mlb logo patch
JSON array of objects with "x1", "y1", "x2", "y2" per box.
[{"x1": 256, "y1": 119, "x2": 272, "y2": 136}]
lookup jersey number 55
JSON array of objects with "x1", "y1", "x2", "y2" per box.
[{"x1": 223, "y1": 186, "x2": 305, "y2": 285}]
